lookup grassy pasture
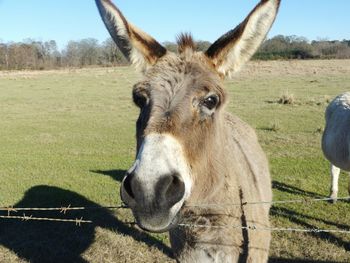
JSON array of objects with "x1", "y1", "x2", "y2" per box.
[{"x1": 0, "y1": 60, "x2": 350, "y2": 262}]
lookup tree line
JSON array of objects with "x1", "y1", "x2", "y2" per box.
[
  {"x1": 254, "y1": 35, "x2": 350, "y2": 60},
  {"x1": 0, "y1": 38, "x2": 128, "y2": 70},
  {"x1": 0, "y1": 35, "x2": 349, "y2": 70}
]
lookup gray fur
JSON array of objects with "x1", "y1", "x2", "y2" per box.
[{"x1": 322, "y1": 92, "x2": 350, "y2": 201}]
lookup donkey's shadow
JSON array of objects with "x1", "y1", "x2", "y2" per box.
[{"x1": 0, "y1": 185, "x2": 172, "y2": 263}]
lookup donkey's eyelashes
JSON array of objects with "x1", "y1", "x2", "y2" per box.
[{"x1": 192, "y1": 93, "x2": 221, "y2": 119}]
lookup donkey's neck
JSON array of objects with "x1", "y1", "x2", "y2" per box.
[
  {"x1": 189, "y1": 112, "x2": 240, "y2": 204},
  {"x1": 170, "y1": 113, "x2": 248, "y2": 261}
]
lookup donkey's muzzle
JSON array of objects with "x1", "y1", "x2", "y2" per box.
[
  {"x1": 121, "y1": 171, "x2": 186, "y2": 232},
  {"x1": 122, "y1": 171, "x2": 185, "y2": 208}
]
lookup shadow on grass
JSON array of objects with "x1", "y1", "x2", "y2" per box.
[
  {"x1": 273, "y1": 180, "x2": 350, "y2": 205},
  {"x1": 271, "y1": 206, "x2": 350, "y2": 252},
  {"x1": 272, "y1": 180, "x2": 350, "y2": 253},
  {"x1": 91, "y1": 169, "x2": 126, "y2": 182},
  {"x1": 0, "y1": 185, "x2": 173, "y2": 263},
  {"x1": 272, "y1": 181, "x2": 324, "y2": 199}
]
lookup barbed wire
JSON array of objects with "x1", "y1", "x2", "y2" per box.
[
  {"x1": 178, "y1": 223, "x2": 350, "y2": 234},
  {"x1": 0, "y1": 204, "x2": 127, "y2": 226},
  {"x1": 1, "y1": 195, "x2": 349, "y2": 232},
  {"x1": 0, "y1": 214, "x2": 91, "y2": 226},
  {"x1": 184, "y1": 195, "x2": 350, "y2": 208},
  {"x1": 0, "y1": 205, "x2": 128, "y2": 215},
  {"x1": 1, "y1": 195, "x2": 348, "y2": 214},
  {"x1": 2, "y1": 212, "x2": 350, "y2": 234}
]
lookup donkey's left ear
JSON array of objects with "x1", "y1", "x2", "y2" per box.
[
  {"x1": 206, "y1": 0, "x2": 281, "y2": 77},
  {"x1": 96, "y1": 0, "x2": 166, "y2": 70}
]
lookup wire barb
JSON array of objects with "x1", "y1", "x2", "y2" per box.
[
  {"x1": 75, "y1": 217, "x2": 83, "y2": 227},
  {"x1": 22, "y1": 213, "x2": 33, "y2": 221},
  {"x1": 6, "y1": 206, "x2": 17, "y2": 216},
  {"x1": 60, "y1": 204, "x2": 71, "y2": 214}
]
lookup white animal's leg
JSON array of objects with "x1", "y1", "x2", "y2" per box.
[{"x1": 330, "y1": 164, "x2": 340, "y2": 203}]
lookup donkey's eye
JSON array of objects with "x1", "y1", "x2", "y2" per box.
[{"x1": 203, "y1": 95, "x2": 219, "y2": 110}]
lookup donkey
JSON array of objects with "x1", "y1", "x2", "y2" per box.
[
  {"x1": 322, "y1": 92, "x2": 350, "y2": 203},
  {"x1": 96, "y1": 0, "x2": 281, "y2": 262}
]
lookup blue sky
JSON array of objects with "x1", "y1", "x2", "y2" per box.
[{"x1": 0, "y1": 0, "x2": 349, "y2": 50}]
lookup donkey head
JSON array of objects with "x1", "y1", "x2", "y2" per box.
[{"x1": 96, "y1": 0, "x2": 280, "y2": 232}]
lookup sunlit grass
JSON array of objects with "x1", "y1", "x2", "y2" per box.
[{"x1": 0, "y1": 60, "x2": 350, "y2": 262}]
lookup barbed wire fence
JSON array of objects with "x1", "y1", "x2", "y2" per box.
[{"x1": 1, "y1": 196, "x2": 350, "y2": 234}]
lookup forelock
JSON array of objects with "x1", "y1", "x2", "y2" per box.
[{"x1": 177, "y1": 33, "x2": 196, "y2": 53}]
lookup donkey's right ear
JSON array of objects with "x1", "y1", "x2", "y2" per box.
[{"x1": 95, "y1": 0, "x2": 166, "y2": 70}]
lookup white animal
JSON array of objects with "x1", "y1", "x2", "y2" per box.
[{"x1": 322, "y1": 92, "x2": 350, "y2": 202}]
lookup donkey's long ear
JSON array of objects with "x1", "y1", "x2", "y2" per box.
[
  {"x1": 206, "y1": 0, "x2": 281, "y2": 77},
  {"x1": 96, "y1": 0, "x2": 166, "y2": 70}
]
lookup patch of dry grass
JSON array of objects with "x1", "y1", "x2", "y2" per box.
[
  {"x1": 236, "y1": 59, "x2": 350, "y2": 78},
  {"x1": 83, "y1": 227, "x2": 173, "y2": 263},
  {"x1": 278, "y1": 91, "x2": 295, "y2": 105}
]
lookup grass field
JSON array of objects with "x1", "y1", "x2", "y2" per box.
[{"x1": 0, "y1": 60, "x2": 350, "y2": 262}]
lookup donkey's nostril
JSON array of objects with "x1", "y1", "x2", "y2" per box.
[
  {"x1": 123, "y1": 174, "x2": 135, "y2": 199},
  {"x1": 165, "y1": 174, "x2": 185, "y2": 207}
]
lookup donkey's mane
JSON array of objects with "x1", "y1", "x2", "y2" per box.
[{"x1": 176, "y1": 33, "x2": 196, "y2": 53}]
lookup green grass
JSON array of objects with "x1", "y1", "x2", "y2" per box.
[{"x1": 0, "y1": 61, "x2": 350, "y2": 262}]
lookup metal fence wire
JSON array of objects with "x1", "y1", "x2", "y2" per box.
[{"x1": 0, "y1": 196, "x2": 350, "y2": 233}]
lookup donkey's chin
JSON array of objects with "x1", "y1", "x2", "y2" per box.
[
  {"x1": 135, "y1": 212, "x2": 181, "y2": 233},
  {"x1": 132, "y1": 202, "x2": 184, "y2": 233}
]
